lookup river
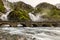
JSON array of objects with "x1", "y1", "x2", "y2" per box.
[
  {"x1": 0, "y1": 0, "x2": 60, "y2": 40},
  {"x1": 0, "y1": 27, "x2": 60, "y2": 40}
]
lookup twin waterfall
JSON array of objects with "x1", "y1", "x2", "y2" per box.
[
  {"x1": 0, "y1": 0, "x2": 59, "y2": 40},
  {"x1": 0, "y1": 0, "x2": 46, "y2": 22}
]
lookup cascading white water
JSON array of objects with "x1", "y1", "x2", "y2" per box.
[
  {"x1": 28, "y1": 12, "x2": 46, "y2": 22},
  {"x1": 0, "y1": 0, "x2": 12, "y2": 21},
  {"x1": 0, "y1": 27, "x2": 60, "y2": 40},
  {"x1": 0, "y1": 11, "x2": 12, "y2": 21}
]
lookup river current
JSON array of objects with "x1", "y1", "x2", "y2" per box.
[{"x1": 0, "y1": 27, "x2": 60, "y2": 40}]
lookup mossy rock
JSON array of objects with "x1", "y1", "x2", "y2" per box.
[{"x1": 8, "y1": 9, "x2": 31, "y2": 21}]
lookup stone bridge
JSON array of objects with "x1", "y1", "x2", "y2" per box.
[{"x1": 0, "y1": 21, "x2": 60, "y2": 27}]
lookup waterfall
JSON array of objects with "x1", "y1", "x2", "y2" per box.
[
  {"x1": 0, "y1": 10, "x2": 12, "y2": 21},
  {"x1": 0, "y1": 0, "x2": 12, "y2": 21},
  {"x1": 28, "y1": 12, "x2": 46, "y2": 22}
]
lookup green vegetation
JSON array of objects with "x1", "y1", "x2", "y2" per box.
[
  {"x1": 47, "y1": 8, "x2": 60, "y2": 20},
  {"x1": 0, "y1": 0, "x2": 5, "y2": 13},
  {"x1": 35, "y1": 2, "x2": 60, "y2": 21},
  {"x1": 8, "y1": 9, "x2": 31, "y2": 21}
]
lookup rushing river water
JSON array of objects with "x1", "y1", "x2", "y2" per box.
[{"x1": 0, "y1": 27, "x2": 60, "y2": 40}]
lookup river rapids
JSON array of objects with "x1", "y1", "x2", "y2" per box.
[
  {"x1": 0, "y1": 0, "x2": 60, "y2": 40},
  {"x1": 0, "y1": 27, "x2": 60, "y2": 40}
]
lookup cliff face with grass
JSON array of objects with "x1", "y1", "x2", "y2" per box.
[
  {"x1": 34, "y1": 2, "x2": 60, "y2": 21},
  {"x1": 8, "y1": 1, "x2": 33, "y2": 21},
  {"x1": 4, "y1": 1, "x2": 60, "y2": 21},
  {"x1": 0, "y1": 0, "x2": 5, "y2": 13}
]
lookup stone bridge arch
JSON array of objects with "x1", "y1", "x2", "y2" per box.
[
  {"x1": 21, "y1": 24, "x2": 27, "y2": 27},
  {"x1": 32, "y1": 24, "x2": 38, "y2": 27},
  {"x1": 39, "y1": 22, "x2": 52, "y2": 27},
  {"x1": 20, "y1": 22, "x2": 27, "y2": 27},
  {"x1": 42, "y1": 24, "x2": 50, "y2": 27},
  {"x1": 31, "y1": 22, "x2": 40, "y2": 27},
  {"x1": 0, "y1": 21, "x2": 59, "y2": 27},
  {"x1": 51, "y1": 23, "x2": 58, "y2": 27}
]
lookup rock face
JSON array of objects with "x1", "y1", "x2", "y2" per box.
[
  {"x1": 0, "y1": 0, "x2": 5, "y2": 13},
  {"x1": 13, "y1": 1, "x2": 33, "y2": 12},
  {"x1": 8, "y1": 1, "x2": 33, "y2": 21}
]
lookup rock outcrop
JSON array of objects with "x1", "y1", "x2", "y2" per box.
[{"x1": 8, "y1": 1, "x2": 33, "y2": 21}]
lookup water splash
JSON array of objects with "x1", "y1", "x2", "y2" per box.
[
  {"x1": 28, "y1": 12, "x2": 46, "y2": 22},
  {"x1": 0, "y1": 10, "x2": 12, "y2": 21}
]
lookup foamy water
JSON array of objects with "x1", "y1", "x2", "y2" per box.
[
  {"x1": 0, "y1": 27, "x2": 60, "y2": 40},
  {"x1": 28, "y1": 12, "x2": 46, "y2": 22}
]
